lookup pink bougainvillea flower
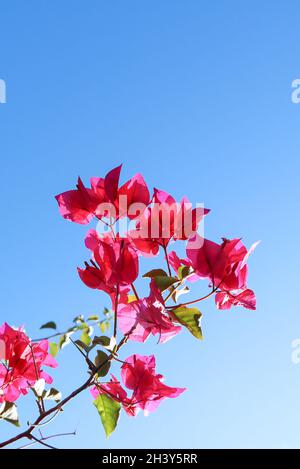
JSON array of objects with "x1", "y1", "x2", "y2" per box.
[
  {"x1": 78, "y1": 231, "x2": 139, "y2": 306},
  {"x1": 55, "y1": 165, "x2": 150, "y2": 224},
  {"x1": 121, "y1": 354, "x2": 185, "y2": 415},
  {"x1": 91, "y1": 355, "x2": 185, "y2": 416},
  {"x1": 186, "y1": 235, "x2": 258, "y2": 309},
  {"x1": 215, "y1": 288, "x2": 256, "y2": 310},
  {"x1": 0, "y1": 323, "x2": 57, "y2": 403},
  {"x1": 118, "y1": 281, "x2": 181, "y2": 343},
  {"x1": 130, "y1": 188, "x2": 209, "y2": 257},
  {"x1": 80, "y1": 231, "x2": 139, "y2": 285},
  {"x1": 187, "y1": 235, "x2": 258, "y2": 290}
]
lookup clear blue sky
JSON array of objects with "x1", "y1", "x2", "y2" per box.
[{"x1": 1, "y1": 0, "x2": 300, "y2": 449}]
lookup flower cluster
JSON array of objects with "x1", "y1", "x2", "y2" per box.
[
  {"x1": 0, "y1": 323, "x2": 57, "y2": 403},
  {"x1": 55, "y1": 164, "x2": 257, "y2": 431},
  {"x1": 91, "y1": 354, "x2": 185, "y2": 416},
  {"x1": 0, "y1": 164, "x2": 258, "y2": 443},
  {"x1": 170, "y1": 235, "x2": 259, "y2": 310}
]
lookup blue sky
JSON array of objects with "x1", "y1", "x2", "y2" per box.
[{"x1": 0, "y1": 0, "x2": 300, "y2": 448}]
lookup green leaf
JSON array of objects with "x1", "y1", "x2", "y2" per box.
[
  {"x1": 0, "y1": 402, "x2": 20, "y2": 427},
  {"x1": 58, "y1": 332, "x2": 72, "y2": 349},
  {"x1": 40, "y1": 321, "x2": 57, "y2": 330},
  {"x1": 43, "y1": 387, "x2": 62, "y2": 402},
  {"x1": 74, "y1": 339, "x2": 90, "y2": 353},
  {"x1": 88, "y1": 315, "x2": 99, "y2": 321},
  {"x1": 154, "y1": 275, "x2": 179, "y2": 292},
  {"x1": 178, "y1": 265, "x2": 193, "y2": 280},
  {"x1": 73, "y1": 314, "x2": 85, "y2": 324},
  {"x1": 143, "y1": 269, "x2": 168, "y2": 278},
  {"x1": 80, "y1": 328, "x2": 92, "y2": 346},
  {"x1": 93, "y1": 394, "x2": 121, "y2": 437},
  {"x1": 172, "y1": 306, "x2": 203, "y2": 339},
  {"x1": 93, "y1": 336, "x2": 111, "y2": 347},
  {"x1": 99, "y1": 322, "x2": 107, "y2": 333},
  {"x1": 76, "y1": 322, "x2": 89, "y2": 330},
  {"x1": 49, "y1": 342, "x2": 59, "y2": 357},
  {"x1": 94, "y1": 350, "x2": 111, "y2": 377},
  {"x1": 103, "y1": 307, "x2": 111, "y2": 317}
]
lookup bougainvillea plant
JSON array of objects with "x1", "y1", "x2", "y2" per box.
[{"x1": 0, "y1": 165, "x2": 258, "y2": 448}]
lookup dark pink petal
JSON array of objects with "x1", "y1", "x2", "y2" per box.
[
  {"x1": 187, "y1": 235, "x2": 226, "y2": 285},
  {"x1": 90, "y1": 177, "x2": 109, "y2": 217},
  {"x1": 55, "y1": 190, "x2": 93, "y2": 224},
  {"x1": 121, "y1": 354, "x2": 156, "y2": 390},
  {"x1": 118, "y1": 173, "x2": 150, "y2": 219},
  {"x1": 90, "y1": 177, "x2": 106, "y2": 199},
  {"x1": 84, "y1": 229, "x2": 101, "y2": 251},
  {"x1": 77, "y1": 266, "x2": 106, "y2": 290},
  {"x1": 114, "y1": 243, "x2": 139, "y2": 285},
  {"x1": 104, "y1": 164, "x2": 122, "y2": 202},
  {"x1": 129, "y1": 235, "x2": 159, "y2": 257}
]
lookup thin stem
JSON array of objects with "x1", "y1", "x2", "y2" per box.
[
  {"x1": 97, "y1": 217, "x2": 110, "y2": 228},
  {"x1": 29, "y1": 434, "x2": 57, "y2": 449},
  {"x1": 32, "y1": 331, "x2": 63, "y2": 341},
  {"x1": 167, "y1": 286, "x2": 218, "y2": 309},
  {"x1": 131, "y1": 283, "x2": 139, "y2": 300},
  {"x1": 109, "y1": 216, "x2": 116, "y2": 240},
  {"x1": 28, "y1": 409, "x2": 62, "y2": 428},
  {"x1": 113, "y1": 285, "x2": 120, "y2": 339},
  {"x1": 29, "y1": 344, "x2": 45, "y2": 413},
  {"x1": 18, "y1": 431, "x2": 76, "y2": 450},
  {"x1": 162, "y1": 242, "x2": 172, "y2": 276},
  {"x1": 164, "y1": 280, "x2": 183, "y2": 303}
]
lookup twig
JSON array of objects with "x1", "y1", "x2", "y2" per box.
[
  {"x1": 113, "y1": 285, "x2": 120, "y2": 339},
  {"x1": 166, "y1": 283, "x2": 222, "y2": 309},
  {"x1": 164, "y1": 279, "x2": 183, "y2": 303},
  {"x1": 131, "y1": 283, "x2": 139, "y2": 300},
  {"x1": 18, "y1": 431, "x2": 76, "y2": 449},
  {"x1": 162, "y1": 242, "x2": 172, "y2": 276},
  {"x1": 29, "y1": 434, "x2": 57, "y2": 449}
]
